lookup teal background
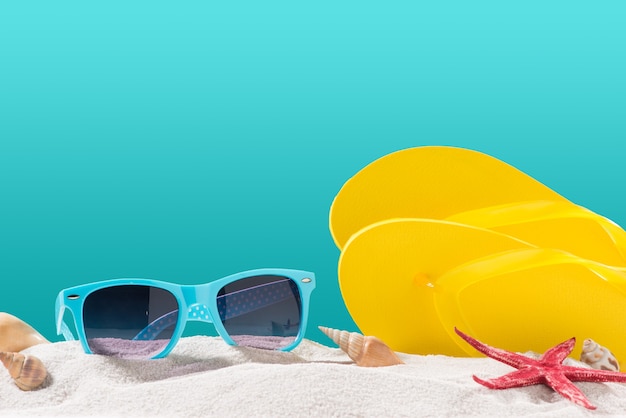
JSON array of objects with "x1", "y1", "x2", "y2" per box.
[{"x1": 1, "y1": 2, "x2": 625, "y2": 344}]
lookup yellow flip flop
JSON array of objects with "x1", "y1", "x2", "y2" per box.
[
  {"x1": 329, "y1": 146, "x2": 626, "y2": 267},
  {"x1": 339, "y1": 218, "x2": 626, "y2": 360}
]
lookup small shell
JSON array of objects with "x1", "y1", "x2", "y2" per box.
[
  {"x1": 318, "y1": 326, "x2": 404, "y2": 367},
  {"x1": 0, "y1": 352, "x2": 48, "y2": 390},
  {"x1": 580, "y1": 339, "x2": 620, "y2": 372}
]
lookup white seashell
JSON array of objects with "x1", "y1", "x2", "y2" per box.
[
  {"x1": 318, "y1": 326, "x2": 404, "y2": 367},
  {"x1": 0, "y1": 351, "x2": 48, "y2": 390},
  {"x1": 580, "y1": 339, "x2": 620, "y2": 372}
]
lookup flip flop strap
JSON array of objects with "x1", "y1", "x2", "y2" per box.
[
  {"x1": 433, "y1": 247, "x2": 626, "y2": 354},
  {"x1": 445, "y1": 200, "x2": 615, "y2": 229}
]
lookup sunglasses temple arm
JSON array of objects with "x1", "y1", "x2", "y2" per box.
[
  {"x1": 55, "y1": 292, "x2": 77, "y2": 341},
  {"x1": 217, "y1": 279, "x2": 297, "y2": 321},
  {"x1": 133, "y1": 310, "x2": 179, "y2": 341},
  {"x1": 132, "y1": 280, "x2": 299, "y2": 341},
  {"x1": 59, "y1": 321, "x2": 76, "y2": 341}
]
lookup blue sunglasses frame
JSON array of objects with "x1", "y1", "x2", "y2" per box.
[{"x1": 55, "y1": 268, "x2": 316, "y2": 358}]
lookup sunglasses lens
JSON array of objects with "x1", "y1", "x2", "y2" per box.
[
  {"x1": 83, "y1": 285, "x2": 179, "y2": 359},
  {"x1": 217, "y1": 275, "x2": 302, "y2": 350}
]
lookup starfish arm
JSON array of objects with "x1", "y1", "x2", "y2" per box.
[
  {"x1": 473, "y1": 368, "x2": 544, "y2": 389},
  {"x1": 456, "y1": 329, "x2": 626, "y2": 409},
  {"x1": 540, "y1": 337, "x2": 576, "y2": 365},
  {"x1": 564, "y1": 366, "x2": 626, "y2": 383},
  {"x1": 455, "y1": 328, "x2": 539, "y2": 369},
  {"x1": 544, "y1": 371, "x2": 596, "y2": 410}
]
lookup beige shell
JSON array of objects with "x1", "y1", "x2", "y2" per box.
[
  {"x1": 580, "y1": 339, "x2": 620, "y2": 372},
  {"x1": 0, "y1": 312, "x2": 50, "y2": 353},
  {"x1": 0, "y1": 351, "x2": 48, "y2": 391},
  {"x1": 319, "y1": 326, "x2": 404, "y2": 367}
]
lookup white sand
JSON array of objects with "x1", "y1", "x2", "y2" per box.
[{"x1": 2, "y1": 336, "x2": 626, "y2": 417}]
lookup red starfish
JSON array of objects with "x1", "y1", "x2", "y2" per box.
[{"x1": 455, "y1": 328, "x2": 626, "y2": 410}]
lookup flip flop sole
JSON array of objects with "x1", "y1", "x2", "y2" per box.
[
  {"x1": 330, "y1": 146, "x2": 568, "y2": 249},
  {"x1": 339, "y1": 218, "x2": 532, "y2": 356},
  {"x1": 340, "y1": 218, "x2": 626, "y2": 360},
  {"x1": 330, "y1": 146, "x2": 626, "y2": 267}
]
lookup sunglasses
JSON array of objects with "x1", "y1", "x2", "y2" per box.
[{"x1": 55, "y1": 268, "x2": 315, "y2": 359}]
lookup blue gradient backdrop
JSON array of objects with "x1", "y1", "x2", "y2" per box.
[{"x1": 1, "y1": 2, "x2": 625, "y2": 343}]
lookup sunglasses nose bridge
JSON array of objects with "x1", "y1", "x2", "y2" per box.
[
  {"x1": 181, "y1": 284, "x2": 215, "y2": 324},
  {"x1": 186, "y1": 303, "x2": 214, "y2": 324}
]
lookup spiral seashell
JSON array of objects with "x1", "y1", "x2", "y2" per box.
[
  {"x1": 580, "y1": 339, "x2": 620, "y2": 372},
  {"x1": 0, "y1": 352, "x2": 48, "y2": 391},
  {"x1": 318, "y1": 326, "x2": 404, "y2": 367}
]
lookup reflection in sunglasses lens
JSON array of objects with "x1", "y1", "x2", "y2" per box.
[
  {"x1": 217, "y1": 275, "x2": 302, "y2": 350},
  {"x1": 83, "y1": 285, "x2": 179, "y2": 359}
]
